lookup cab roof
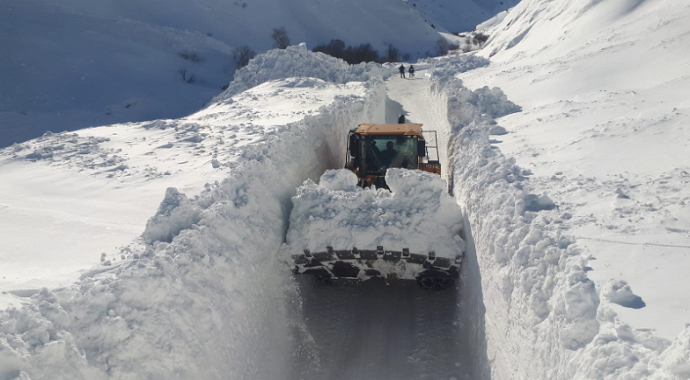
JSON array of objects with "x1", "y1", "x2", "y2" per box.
[{"x1": 355, "y1": 123, "x2": 424, "y2": 136}]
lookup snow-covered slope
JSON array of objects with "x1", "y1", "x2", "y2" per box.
[
  {"x1": 0, "y1": 0, "x2": 420, "y2": 147},
  {"x1": 465, "y1": 0, "x2": 690, "y2": 339},
  {"x1": 454, "y1": 0, "x2": 690, "y2": 377},
  {"x1": 405, "y1": 0, "x2": 520, "y2": 33},
  {"x1": 0, "y1": 0, "x2": 520, "y2": 148}
]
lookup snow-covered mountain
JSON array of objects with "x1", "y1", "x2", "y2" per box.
[
  {"x1": 404, "y1": 0, "x2": 520, "y2": 33},
  {"x1": 0, "y1": 0, "x2": 514, "y2": 148}
]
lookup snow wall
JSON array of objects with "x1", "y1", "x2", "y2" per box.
[
  {"x1": 0, "y1": 48, "x2": 386, "y2": 380},
  {"x1": 424, "y1": 57, "x2": 690, "y2": 378}
]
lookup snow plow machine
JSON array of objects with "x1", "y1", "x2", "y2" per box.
[{"x1": 285, "y1": 122, "x2": 466, "y2": 289}]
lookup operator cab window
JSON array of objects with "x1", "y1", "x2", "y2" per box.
[{"x1": 362, "y1": 136, "x2": 417, "y2": 175}]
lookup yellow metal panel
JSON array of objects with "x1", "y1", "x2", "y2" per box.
[{"x1": 355, "y1": 123, "x2": 424, "y2": 136}]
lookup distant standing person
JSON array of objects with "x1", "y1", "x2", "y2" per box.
[
  {"x1": 399, "y1": 64, "x2": 406, "y2": 78},
  {"x1": 408, "y1": 65, "x2": 415, "y2": 78}
]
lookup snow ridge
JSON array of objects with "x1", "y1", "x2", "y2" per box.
[{"x1": 214, "y1": 44, "x2": 387, "y2": 102}]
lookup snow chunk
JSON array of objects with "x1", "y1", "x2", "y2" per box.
[
  {"x1": 524, "y1": 193, "x2": 556, "y2": 212},
  {"x1": 286, "y1": 169, "x2": 465, "y2": 258},
  {"x1": 602, "y1": 279, "x2": 646, "y2": 309},
  {"x1": 489, "y1": 125, "x2": 508, "y2": 135},
  {"x1": 142, "y1": 188, "x2": 202, "y2": 244},
  {"x1": 318, "y1": 169, "x2": 358, "y2": 191}
]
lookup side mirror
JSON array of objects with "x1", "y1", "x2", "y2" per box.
[{"x1": 417, "y1": 139, "x2": 426, "y2": 157}]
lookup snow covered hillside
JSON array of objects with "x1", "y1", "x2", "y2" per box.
[
  {"x1": 0, "y1": 0, "x2": 514, "y2": 148},
  {"x1": 405, "y1": 0, "x2": 520, "y2": 33},
  {"x1": 466, "y1": 0, "x2": 690, "y2": 339},
  {"x1": 457, "y1": 0, "x2": 690, "y2": 377}
]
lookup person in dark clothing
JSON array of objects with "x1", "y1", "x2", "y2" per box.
[
  {"x1": 399, "y1": 64, "x2": 406, "y2": 78},
  {"x1": 408, "y1": 65, "x2": 415, "y2": 78},
  {"x1": 365, "y1": 139, "x2": 382, "y2": 172},
  {"x1": 379, "y1": 141, "x2": 398, "y2": 166},
  {"x1": 398, "y1": 114, "x2": 405, "y2": 124},
  {"x1": 371, "y1": 140, "x2": 381, "y2": 155}
]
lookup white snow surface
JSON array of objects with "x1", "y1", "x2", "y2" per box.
[{"x1": 285, "y1": 168, "x2": 465, "y2": 261}]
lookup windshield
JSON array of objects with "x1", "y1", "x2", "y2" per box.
[{"x1": 361, "y1": 136, "x2": 418, "y2": 175}]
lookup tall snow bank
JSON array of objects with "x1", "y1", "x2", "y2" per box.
[
  {"x1": 427, "y1": 56, "x2": 690, "y2": 378},
  {"x1": 215, "y1": 43, "x2": 387, "y2": 102},
  {"x1": 425, "y1": 56, "x2": 521, "y2": 122},
  {"x1": 285, "y1": 168, "x2": 465, "y2": 259},
  {"x1": 0, "y1": 52, "x2": 386, "y2": 379}
]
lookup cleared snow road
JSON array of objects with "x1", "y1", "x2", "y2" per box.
[
  {"x1": 290, "y1": 278, "x2": 467, "y2": 380},
  {"x1": 288, "y1": 72, "x2": 483, "y2": 380}
]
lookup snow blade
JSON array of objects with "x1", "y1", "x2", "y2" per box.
[{"x1": 293, "y1": 246, "x2": 462, "y2": 289}]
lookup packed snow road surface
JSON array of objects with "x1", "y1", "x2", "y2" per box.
[{"x1": 289, "y1": 278, "x2": 469, "y2": 380}]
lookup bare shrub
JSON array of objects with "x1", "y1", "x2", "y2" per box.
[
  {"x1": 178, "y1": 68, "x2": 188, "y2": 81},
  {"x1": 385, "y1": 43, "x2": 400, "y2": 63},
  {"x1": 312, "y1": 39, "x2": 380, "y2": 64},
  {"x1": 348, "y1": 43, "x2": 379, "y2": 63},
  {"x1": 177, "y1": 68, "x2": 196, "y2": 83},
  {"x1": 436, "y1": 38, "x2": 449, "y2": 56},
  {"x1": 313, "y1": 39, "x2": 346, "y2": 58},
  {"x1": 179, "y1": 51, "x2": 205, "y2": 63},
  {"x1": 271, "y1": 27, "x2": 290, "y2": 49},
  {"x1": 232, "y1": 45, "x2": 256, "y2": 69},
  {"x1": 473, "y1": 33, "x2": 490, "y2": 46}
]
